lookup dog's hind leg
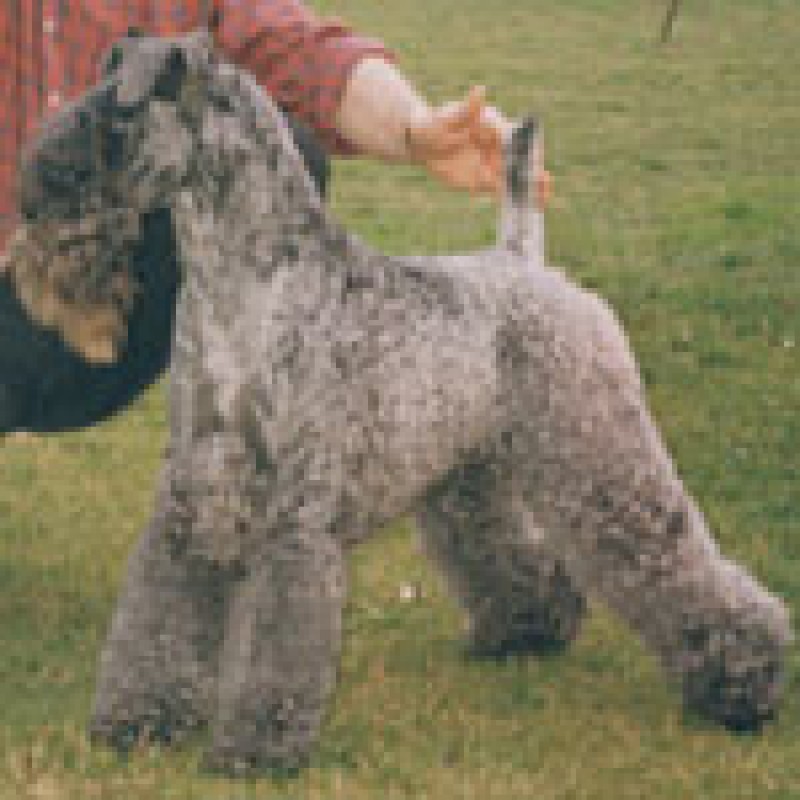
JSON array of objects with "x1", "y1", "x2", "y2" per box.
[
  {"x1": 417, "y1": 460, "x2": 586, "y2": 658},
  {"x1": 509, "y1": 287, "x2": 791, "y2": 730}
]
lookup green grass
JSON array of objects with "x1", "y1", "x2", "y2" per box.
[{"x1": 2, "y1": 0, "x2": 799, "y2": 796}]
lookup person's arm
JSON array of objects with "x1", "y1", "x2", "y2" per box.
[
  {"x1": 216, "y1": 0, "x2": 550, "y2": 199},
  {"x1": 336, "y1": 58, "x2": 514, "y2": 197},
  {"x1": 333, "y1": 58, "x2": 430, "y2": 163},
  {"x1": 214, "y1": 0, "x2": 391, "y2": 154}
]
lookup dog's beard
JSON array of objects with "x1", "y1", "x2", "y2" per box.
[{"x1": 1, "y1": 208, "x2": 142, "y2": 364}]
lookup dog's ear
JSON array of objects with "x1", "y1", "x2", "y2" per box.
[
  {"x1": 104, "y1": 42, "x2": 125, "y2": 75},
  {"x1": 101, "y1": 27, "x2": 144, "y2": 75}
]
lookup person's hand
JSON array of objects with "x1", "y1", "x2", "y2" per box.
[{"x1": 406, "y1": 86, "x2": 552, "y2": 205}]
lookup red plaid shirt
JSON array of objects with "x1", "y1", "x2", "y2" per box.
[{"x1": 0, "y1": 0, "x2": 392, "y2": 249}]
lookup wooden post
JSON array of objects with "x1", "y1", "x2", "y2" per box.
[{"x1": 660, "y1": 0, "x2": 682, "y2": 43}]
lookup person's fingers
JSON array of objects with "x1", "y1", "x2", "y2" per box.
[
  {"x1": 445, "y1": 86, "x2": 485, "y2": 130},
  {"x1": 434, "y1": 86, "x2": 486, "y2": 148},
  {"x1": 431, "y1": 125, "x2": 473, "y2": 154},
  {"x1": 465, "y1": 158, "x2": 499, "y2": 196},
  {"x1": 414, "y1": 87, "x2": 495, "y2": 159},
  {"x1": 474, "y1": 125, "x2": 501, "y2": 155},
  {"x1": 409, "y1": 104, "x2": 471, "y2": 158},
  {"x1": 488, "y1": 155, "x2": 503, "y2": 194},
  {"x1": 415, "y1": 88, "x2": 513, "y2": 196},
  {"x1": 536, "y1": 168, "x2": 553, "y2": 207},
  {"x1": 465, "y1": 85, "x2": 487, "y2": 126},
  {"x1": 474, "y1": 105, "x2": 508, "y2": 152},
  {"x1": 428, "y1": 152, "x2": 482, "y2": 194}
]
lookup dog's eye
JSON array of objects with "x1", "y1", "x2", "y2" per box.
[
  {"x1": 212, "y1": 93, "x2": 235, "y2": 114},
  {"x1": 152, "y1": 46, "x2": 188, "y2": 102},
  {"x1": 104, "y1": 44, "x2": 124, "y2": 75}
]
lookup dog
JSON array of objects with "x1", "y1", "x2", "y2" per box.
[{"x1": 20, "y1": 29, "x2": 790, "y2": 775}]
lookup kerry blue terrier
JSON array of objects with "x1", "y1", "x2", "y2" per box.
[{"x1": 19, "y1": 30, "x2": 791, "y2": 775}]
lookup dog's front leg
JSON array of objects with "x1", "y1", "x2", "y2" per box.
[
  {"x1": 91, "y1": 469, "x2": 230, "y2": 750},
  {"x1": 204, "y1": 493, "x2": 345, "y2": 776}
]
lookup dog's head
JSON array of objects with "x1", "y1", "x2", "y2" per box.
[
  {"x1": 9, "y1": 31, "x2": 219, "y2": 363},
  {"x1": 18, "y1": 30, "x2": 219, "y2": 223},
  {"x1": 10, "y1": 30, "x2": 325, "y2": 365}
]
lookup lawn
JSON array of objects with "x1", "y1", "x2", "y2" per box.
[{"x1": 1, "y1": 0, "x2": 799, "y2": 797}]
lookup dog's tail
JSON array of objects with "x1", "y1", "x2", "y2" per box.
[{"x1": 498, "y1": 116, "x2": 545, "y2": 264}]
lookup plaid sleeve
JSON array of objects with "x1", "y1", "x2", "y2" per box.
[{"x1": 215, "y1": 0, "x2": 395, "y2": 154}]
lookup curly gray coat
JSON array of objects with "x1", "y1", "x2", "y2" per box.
[{"x1": 22, "y1": 30, "x2": 791, "y2": 776}]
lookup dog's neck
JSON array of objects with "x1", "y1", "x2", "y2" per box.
[{"x1": 170, "y1": 94, "x2": 344, "y2": 303}]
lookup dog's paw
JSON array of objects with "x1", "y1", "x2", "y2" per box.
[
  {"x1": 466, "y1": 584, "x2": 586, "y2": 660},
  {"x1": 90, "y1": 691, "x2": 203, "y2": 752},
  {"x1": 202, "y1": 742, "x2": 307, "y2": 778},
  {"x1": 680, "y1": 616, "x2": 789, "y2": 732}
]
